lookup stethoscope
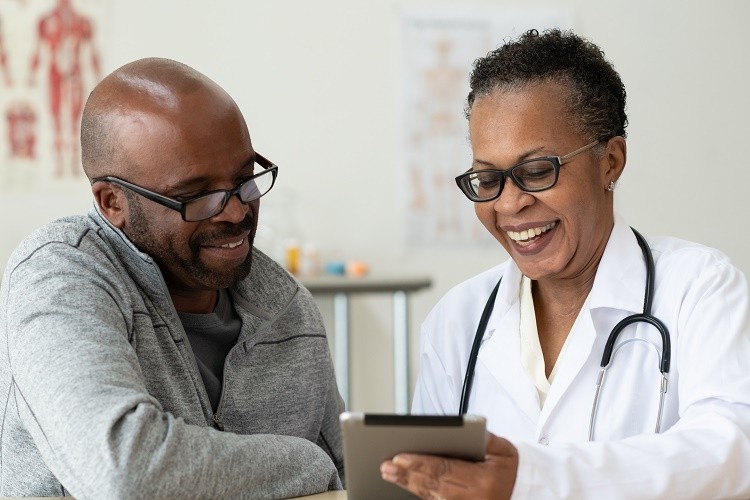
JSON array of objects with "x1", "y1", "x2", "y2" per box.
[{"x1": 459, "y1": 228, "x2": 671, "y2": 441}]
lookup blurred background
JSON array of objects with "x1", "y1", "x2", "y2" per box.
[{"x1": 1, "y1": 0, "x2": 749, "y2": 412}]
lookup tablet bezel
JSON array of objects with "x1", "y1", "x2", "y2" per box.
[{"x1": 340, "y1": 412, "x2": 487, "y2": 500}]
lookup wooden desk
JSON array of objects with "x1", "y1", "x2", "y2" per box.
[
  {"x1": 295, "y1": 490, "x2": 348, "y2": 499},
  {"x1": 13, "y1": 492, "x2": 348, "y2": 499},
  {"x1": 302, "y1": 275, "x2": 432, "y2": 412}
]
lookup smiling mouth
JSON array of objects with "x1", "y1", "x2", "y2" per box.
[
  {"x1": 217, "y1": 239, "x2": 244, "y2": 249},
  {"x1": 506, "y1": 222, "x2": 556, "y2": 243}
]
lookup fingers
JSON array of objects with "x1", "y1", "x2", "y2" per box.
[
  {"x1": 380, "y1": 443, "x2": 518, "y2": 500},
  {"x1": 380, "y1": 454, "x2": 473, "y2": 500}
]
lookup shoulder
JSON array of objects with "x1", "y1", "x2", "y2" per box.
[
  {"x1": 1, "y1": 215, "x2": 137, "y2": 332},
  {"x1": 644, "y1": 234, "x2": 748, "y2": 311},
  {"x1": 648, "y1": 234, "x2": 737, "y2": 278},
  {"x1": 428, "y1": 261, "x2": 509, "y2": 319},
  {"x1": 3, "y1": 215, "x2": 104, "y2": 277},
  {"x1": 421, "y1": 261, "x2": 510, "y2": 350}
]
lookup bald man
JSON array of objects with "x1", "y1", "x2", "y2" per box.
[{"x1": 0, "y1": 58, "x2": 344, "y2": 498}]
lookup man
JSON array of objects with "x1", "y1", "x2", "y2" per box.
[{"x1": 0, "y1": 58, "x2": 344, "y2": 498}]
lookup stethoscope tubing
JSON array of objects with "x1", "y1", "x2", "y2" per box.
[
  {"x1": 459, "y1": 228, "x2": 672, "y2": 440},
  {"x1": 459, "y1": 279, "x2": 501, "y2": 415}
]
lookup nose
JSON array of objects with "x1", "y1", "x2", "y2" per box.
[
  {"x1": 213, "y1": 192, "x2": 250, "y2": 223},
  {"x1": 491, "y1": 177, "x2": 534, "y2": 215}
]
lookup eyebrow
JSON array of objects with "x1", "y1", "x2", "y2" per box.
[
  {"x1": 165, "y1": 155, "x2": 257, "y2": 195},
  {"x1": 472, "y1": 146, "x2": 548, "y2": 170}
]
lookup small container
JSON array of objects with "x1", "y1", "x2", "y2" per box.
[
  {"x1": 285, "y1": 239, "x2": 300, "y2": 275},
  {"x1": 324, "y1": 261, "x2": 346, "y2": 276},
  {"x1": 300, "y1": 243, "x2": 321, "y2": 277},
  {"x1": 346, "y1": 260, "x2": 369, "y2": 278}
]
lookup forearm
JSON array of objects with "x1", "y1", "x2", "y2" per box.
[
  {"x1": 13, "y1": 394, "x2": 337, "y2": 499},
  {"x1": 4, "y1": 251, "x2": 339, "y2": 498},
  {"x1": 9, "y1": 327, "x2": 340, "y2": 498},
  {"x1": 513, "y1": 402, "x2": 750, "y2": 499}
]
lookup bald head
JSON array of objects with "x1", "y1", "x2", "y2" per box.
[{"x1": 81, "y1": 57, "x2": 237, "y2": 180}]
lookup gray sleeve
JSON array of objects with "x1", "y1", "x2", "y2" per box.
[
  {"x1": 3, "y1": 243, "x2": 340, "y2": 499},
  {"x1": 317, "y1": 347, "x2": 346, "y2": 486}
]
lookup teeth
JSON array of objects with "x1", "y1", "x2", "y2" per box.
[
  {"x1": 220, "y1": 239, "x2": 243, "y2": 249},
  {"x1": 507, "y1": 222, "x2": 556, "y2": 242}
]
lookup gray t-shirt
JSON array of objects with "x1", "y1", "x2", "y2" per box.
[{"x1": 178, "y1": 289, "x2": 242, "y2": 411}]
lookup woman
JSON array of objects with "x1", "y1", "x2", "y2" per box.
[{"x1": 381, "y1": 29, "x2": 750, "y2": 499}]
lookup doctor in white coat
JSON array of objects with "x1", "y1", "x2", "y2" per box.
[{"x1": 381, "y1": 29, "x2": 750, "y2": 499}]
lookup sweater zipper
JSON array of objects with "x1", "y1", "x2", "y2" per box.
[
  {"x1": 212, "y1": 413, "x2": 225, "y2": 431},
  {"x1": 212, "y1": 337, "x2": 238, "y2": 432}
]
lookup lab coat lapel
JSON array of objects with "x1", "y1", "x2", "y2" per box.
[
  {"x1": 477, "y1": 263, "x2": 542, "y2": 423},
  {"x1": 538, "y1": 218, "x2": 647, "y2": 426}
]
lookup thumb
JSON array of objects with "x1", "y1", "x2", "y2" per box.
[{"x1": 486, "y1": 432, "x2": 516, "y2": 457}]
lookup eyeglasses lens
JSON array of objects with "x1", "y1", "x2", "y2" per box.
[
  {"x1": 513, "y1": 160, "x2": 557, "y2": 190},
  {"x1": 183, "y1": 168, "x2": 275, "y2": 221},
  {"x1": 465, "y1": 159, "x2": 557, "y2": 201},
  {"x1": 239, "y1": 177, "x2": 265, "y2": 202},
  {"x1": 185, "y1": 192, "x2": 227, "y2": 221}
]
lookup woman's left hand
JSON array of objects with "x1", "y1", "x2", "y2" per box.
[{"x1": 380, "y1": 432, "x2": 519, "y2": 500}]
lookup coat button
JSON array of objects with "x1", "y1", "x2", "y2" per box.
[{"x1": 538, "y1": 436, "x2": 549, "y2": 445}]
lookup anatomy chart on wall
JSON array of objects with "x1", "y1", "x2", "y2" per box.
[
  {"x1": 0, "y1": 0, "x2": 109, "y2": 193},
  {"x1": 399, "y1": 7, "x2": 570, "y2": 246}
]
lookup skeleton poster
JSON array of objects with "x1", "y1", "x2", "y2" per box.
[
  {"x1": 399, "y1": 7, "x2": 570, "y2": 246},
  {"x1": 0, "y1": 0, "x2": 108, "y2": 193}
]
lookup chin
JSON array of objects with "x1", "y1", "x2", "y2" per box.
[
  {"x1": 220, "y1": 256, "x2": 253, "y2": 288},
  {"x1": 515, "y1": 259, "x2": 560, "y2": 281},
  {"x1": 195, "y1": 253, "x2": 253, "y2": 290}
]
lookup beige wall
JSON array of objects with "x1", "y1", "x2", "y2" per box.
[{"x1": 2, "y1": 0, "x2": 749, "y2": 411}]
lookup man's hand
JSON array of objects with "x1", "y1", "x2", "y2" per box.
[{"x1": 380, "y1": 433, "x2": 519, "y2": 499}]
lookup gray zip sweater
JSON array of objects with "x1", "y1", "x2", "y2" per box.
[{"x1": 0, "y1": 207, "x2": 344, "y2": 499}]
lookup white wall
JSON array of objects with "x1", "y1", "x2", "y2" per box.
[{"x1": 2, "y1": 0, "x2": 749, "y2": 411}]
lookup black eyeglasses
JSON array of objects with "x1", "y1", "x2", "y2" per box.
[
  {"x1": 455, "y1": 140, "x2": 600, "y2": 202},
  {"x1": 92, "y1": 153, "x2": 278, "y2": 221}
]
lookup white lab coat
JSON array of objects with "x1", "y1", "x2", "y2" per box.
[{"x1": 412, "y1": 217, "x2": 750, "y2": 499}]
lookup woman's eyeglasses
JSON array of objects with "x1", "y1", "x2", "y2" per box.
[{"x1": 455, "y1": 140, "x2": 601, "y2": 202}]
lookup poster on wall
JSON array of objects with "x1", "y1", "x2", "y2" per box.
[
  {"x1": 399, "y1": 7, "x2": 571, "y2": 246},
  {"x1": 0, "y1": 0, "x2": 109, "y2": 194}
]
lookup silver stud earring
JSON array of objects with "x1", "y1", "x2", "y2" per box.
[{"x1": 606, "y1": 181, "x2": 616, "y2": 192}]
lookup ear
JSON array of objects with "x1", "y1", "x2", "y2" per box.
[
  {"x1": 602, "y1": 136, "x2": 626, "y2": 188},
  {"x1": 91, "y1": 181, "x2": 127, "y2": 228}
]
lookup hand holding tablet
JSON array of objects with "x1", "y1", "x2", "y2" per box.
[{"x1": 340, "y1": 412, "x2": 487, "y2": 500}]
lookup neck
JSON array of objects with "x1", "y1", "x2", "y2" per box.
[
  {"x1": 170, "y1": 288, "x2": 219, "y2": 314},
  {"x1": 531, "y1": 267, "x2": 599, "y2": 378},
  {"x1": 533, "y1": 272, "x2": 595, "y2": 319},
  {"x1": 533, "y1": 219, "x2": 614, "y2": 314}
]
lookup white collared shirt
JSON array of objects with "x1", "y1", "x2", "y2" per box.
[{"x1": 518, "y1": 276, "x2": 582, "y2": 408}]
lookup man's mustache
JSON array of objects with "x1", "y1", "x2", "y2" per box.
[{"x1": 192, "y1": 214, "x2": 255, "y2": 247}]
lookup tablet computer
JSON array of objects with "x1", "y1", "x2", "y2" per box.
[{"x1": 340, "y1": 412, "x2": 487, "y2": 500}]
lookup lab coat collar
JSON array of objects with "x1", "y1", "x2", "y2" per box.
[
  {"x1": 540, "y1": 216, "x2": 649, "y2": 426},
  {"x1": 588, "y1": 215, "x2": 648, "y2": 315},
  {"x1": 476, "y1": 262, "x2": 542, "y2": 421},
  {"x1": 473, "y1": 259, "x2": 523, "y2": 345},
  {"x1": 477, "y1": 215, "x2": 649, "y2": 425}
]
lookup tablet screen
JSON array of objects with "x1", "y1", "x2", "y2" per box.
[{"x1": 340, "y1": 412, "x2": 487, "y2": 500}]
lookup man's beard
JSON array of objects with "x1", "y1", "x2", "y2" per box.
[{"x1": 125, "y1": 197, "x2": 255, "y2": 290}]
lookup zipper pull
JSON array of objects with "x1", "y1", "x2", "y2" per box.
[{"x1": 212, "y1": 414, "x2": 225, "y2": 431}]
